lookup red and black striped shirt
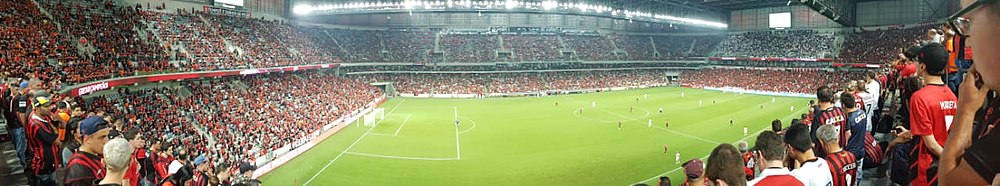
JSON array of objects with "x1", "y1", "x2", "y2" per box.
[
  {"x1": 812, "y1": 107, "x2": 847, "y2": 157},
  {"x1": 65, "y1": 151, "x2": 105, "y2": 186},
  {"x1": 825, "y1": 150, "x2": 858, "y2": 186},
  {"x1": 26, "y1": 114, "x2": 60, "y2": 175}
]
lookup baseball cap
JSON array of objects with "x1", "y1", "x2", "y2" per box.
[
  {"x1": 79, "y1": 116, "x2": 110, "y2": 136},
  {"x1": 683, "y1": 158, "x2": 704, "y2": 179},
  {"x1": 916, "y1": 43, "x2": 949, "y2": 75},
  {"x1": 19, "y1": 81, "x2": 28, "y2": 89},
  {"x1": 240, "y1": 162, "x2": 257, "y2": 174},
  {"x1": 193, "y1": 155, "x2": 207, "y2": 166},
  {"x1": 33, "y1": 95, "x2": 52, "y2": 107},
  {"x1": 904, "y1": 45, "x2": 922, "y2": 60}
]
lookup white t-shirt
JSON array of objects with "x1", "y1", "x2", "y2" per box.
[{"x1": 791, "y1": 158, "x2": 833, "y2": 186}]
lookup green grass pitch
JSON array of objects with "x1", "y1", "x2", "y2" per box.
[{"x1": 259, "y1": 87, "x2": 812, "y2": 185}]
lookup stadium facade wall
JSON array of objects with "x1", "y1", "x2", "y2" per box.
[
  {"x1": 855, "y1": 0, "x2": 958, "y2": 26},
  {"x1": 296, "y1": 12, "x2": 720, "y2": 32},
  {"x1": 729, "y1": 5, "x2": 841, "y2": 30},
  {"x1": 252, "y1": 96, "x2": 388, "y2": 179}
]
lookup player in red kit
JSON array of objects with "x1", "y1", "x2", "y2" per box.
[
  {"x1": 907, "y1": 43, "x2": 957, "y2": 186},
  {"x1": 817, "y1": 125, "x2": 858, "y2": 186}
]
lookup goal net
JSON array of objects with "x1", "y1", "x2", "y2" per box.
[{"x1": 363, "y1": 108, "x2": 385, "y2": 127}]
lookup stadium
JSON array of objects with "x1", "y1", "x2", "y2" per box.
[{"x1": 0, "y1": 0, "x2": 995, "y2": 185}]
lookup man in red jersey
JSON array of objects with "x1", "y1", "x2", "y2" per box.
[
  {"x1": 26, "y1": 93, "x2": 61, "y2": 185},
  {"x1": 748, "y1": 131, "x2": 804, "y2": 186},
  {"x1": 817, "y1": 125, "x2": 858, "y2": 186},
  {"x1": 65, "y1": 116, "x2": 112, "y2": 186},
  {"x1": 907, "y1": 43, "x2": 957, "y2": 186},
  {"x1": 812, "y1": 85, "x2": 847, "y2": 158},
  {"x1": 123, "y1": 129, "x2": 147, "y2": 186}
]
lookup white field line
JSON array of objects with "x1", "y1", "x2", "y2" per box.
[
  {"x1": 454, "y1": 106, "x2": 461, "y2": 160},
  {"x1": 651, "y1": 126, "x2": 723, "y2": 144},
  {"x1": 392, "y1": 115, "x2": 412, "y2": 136},
  {"x1": 344, "y1": 151, "x2": 459, "y2": 161},
  {"x1": 302, "y1": 99, "x2": 407, "y2": 186},
  {"x1": 457, "y1": 118, "x2": 477, "y2": 135}
]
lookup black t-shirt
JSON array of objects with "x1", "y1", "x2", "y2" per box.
[
  {"x1": 4, "y1": 94, "x2": 22, "y2": 128},
  {"x1": 965, "y1": 95, "x2": 1000, "y2": 183},
  {"x1": 15, "y1": 94, "x2": 28, "y2": 113}
]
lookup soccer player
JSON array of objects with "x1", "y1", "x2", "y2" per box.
[
  {"x1": 748, "y1": 131, "x2": 804, "y2": 186},
  {"x1": 664, "y1": 144, "x2": 669, "y2": 155},
  {"x1": 681, "y1": 92, "x2": 685, "y2": 97},
  {"x1": 699, "y1": 100, "x2": 703, "y2": 107},
  {"x1": 658, "y1": 107, "x2": 664, "y2": 114},
  {"x1": 630, "y1": 106, "x2": 634, "y2": 113},
  {"x1": 790, "y1": 106, "x2": 795, "y2": 113},
  {"x1": 812, "y1": 85, "x2": 847, "y2": 158},
  {"x1": 618, "y1": 120, "x2": 622, "y2": 130},
  {"x1": 455, "y1": 119, "x2": 460, "y2": 128},
  {"x1": 592, "y1": 101, "x2": 596, "y2": 108},
  {"x1": 665, "y1": 119, "x2": 670, "y2": 128},
  {"x1": 907, "y1": 43, "x2": 956, "y2": 186},
  {"x1": 578, "y1": 108, "x2": 583, "y2": 114},
  {"x1": 772, "y1": 97, "x2": 776, "y2": 103},
  {"x1": 785, "y1": 124, "x2": 833, "y2": 186},
  {"x1": 555, "y1": 101, "x2": 558, "y2": 106},
  {"x1": 817, "y1": 125, "x2": 858, "y2": 186},
  {"x1": 730, "y1": 117, "x2": 734, "y2": 126},
  {"x1": 675, "y1": 152, "x2": 681, "y2": 164},
  {"x1": 648, "y1": 119, "x2": 652, "y2": 128},
  {"x1": 744, "y1": 126, "x2": 749, "y2": 136}
]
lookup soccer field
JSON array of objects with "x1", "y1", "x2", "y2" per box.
[{"x1": 259, "y1": 87, "x2": 812, "y2": 185}]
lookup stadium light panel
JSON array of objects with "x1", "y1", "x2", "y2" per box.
[
  {"x1": 292, "y1": 5, "x2": 312, "y2": 15},
  {"x1": 506, "y1": 0, "x2": 517, "y2": 9}
]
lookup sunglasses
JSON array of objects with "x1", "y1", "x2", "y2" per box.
[{"x1": 949, "y1": 0, "x2": 996, "y2": 37}]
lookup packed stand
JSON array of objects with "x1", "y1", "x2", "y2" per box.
[
  {"x1": 838, "y1": 25, "x2": 935, "y2": 64},
  {"x1": 0, "y1": 0, "x2": 64, "y2": 83},
  {"x1": 441, "y1": 33, "x2": 499, "y2": 63},
  {"x1": 611, "y1": 35, "x2": 655, "y2": 60},
  {"x1": 562, "y1": 34, "x2": 616, "y2": 60},
  {"x1": 382, "y1": 31, "x2": 434, "y2": 62},
  {"x1": 349, "y1": 70, "x2": 671, "y2": 94},
  {"x1": 715, "y1": 30, "x2": 835, "y2": 58},
  {"x1": 330, "y1": 29, "x2": 385, "y2": 62},
  {"x1": 501, "y1": 34, "x2": 562, "y2": 61},
  {"x1": 679, "y1": 68, "x2": 865, "y2": 94}
]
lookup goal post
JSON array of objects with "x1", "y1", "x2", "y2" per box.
[{"x1": 364, "y1": 108, "x2": 386, "y2": 127}]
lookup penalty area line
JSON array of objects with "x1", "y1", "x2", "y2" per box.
[{"x1": 302, "y1": 99, "x2": 406, "y2": 186}]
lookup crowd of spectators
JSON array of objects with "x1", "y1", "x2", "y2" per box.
[
  {"x1": 679, "y1": 68, "x2": 865, "y2": 94},
  {"x1": 652, "y1": 35, "x2": 724, "y2": 59},
  {"x1": 501, "y1": 34, "x2": 562, "y2": 62},
  {"x1": 715, "y1": 30, "x2": 835, "y2": 58},
  {"x1": 837, "y1": 25, "x2": 935, "y2": 64},
  {"x1": 41, "y1": 0, "x2": 172, "y2": 84},
  {"x1": 441, "y1": 33, "x2": 499, "y2": 63},
  {"x1": 563, "y1": 34, "x2": 616, "y2": 61},
  {"x1": 612, "y1": 35, "x2": 655, "y2": 60},
  {"x1": 382, "y1": 31, "x2": 434, "y2": 63},
  {"x1": 349, "y1": 69, "x2": 671, "y2": 94},
  {"x1": 61, "y1": 71, "x2": 381, "y2": 186}
]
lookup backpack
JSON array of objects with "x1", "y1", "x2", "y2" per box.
[{"x1": 862, "y1": 132, "x2": 883, "y2": 168}]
